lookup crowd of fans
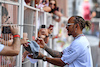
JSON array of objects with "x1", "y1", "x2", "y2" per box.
[
  {"x1": 0, "y1": 1, "x2": 64, "y2": 66},
  {"x1": 24, "y1": 0, "x2": 62, "y2": 22}
]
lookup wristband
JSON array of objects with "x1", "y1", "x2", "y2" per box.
[
  {"x1": 13, "y1": 35, "x2": 20, "y2": 38},
  {"x1": 27, "y1": 40, "x2": 31, "y2": 43},
  {"x1": 55, "y1": 35, "x2": 58, "y2": 38}
]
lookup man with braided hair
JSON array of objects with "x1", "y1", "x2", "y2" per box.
[{"x1": 24, "y1": 16, "x2": 93, "y2": 67}]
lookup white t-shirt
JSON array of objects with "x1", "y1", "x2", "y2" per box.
[
  {"x1": 61, "y1": 36, "x2": 93, "y2": 67},
  {"x1": 0, "y1": 44, "x2": 4, "y2": 52}
]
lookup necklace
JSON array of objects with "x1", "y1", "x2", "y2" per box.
[{"x1": 74, "y1": 34, "x2": 84, "y2": 39}]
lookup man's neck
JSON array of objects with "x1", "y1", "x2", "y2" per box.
[{"x1": 73, "y1": 32, "x2": 83, "y2": 38}]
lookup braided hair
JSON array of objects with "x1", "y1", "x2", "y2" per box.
[{"x1": 72, "y1": 16, "x2": 91, "y2": 30}]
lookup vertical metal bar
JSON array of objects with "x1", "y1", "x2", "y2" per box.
[
  {"x1": 7, "y1": 34, "x2": 8, "y2": 67},
  {"x1": 99, "y1": 19, "x2": 100, "y2": 38},
  {"x1": 19, "y1": 0, "x2": 24, "y2": 67},
  {"x1": 0, "y1": 3, "x2": 2, "y2": 35},
  {"x1": 35, "y1": 10, "x2": 38, "y2": 38},
  {"x1": 49, "y1": 38, "x2": 53, "y2": 67},
  {"x1": 44, "y1": 12, "x2": 46, "y2": 25},
  {"x1": 16, "y1": 0, "x2": 23, "y2": 67},
  {"x1": 43, "y1": 12, "x2": 48, "y2": 67},
  {"x1": 0, "y1": 5, "x2": 2, "y2": 67},
  {"x1": 0, "y1": 6, "x2": 2, "y2": 67},
  {"x1": 0, "y1": 3, "x2": 2, "y2": 67},
  {"x1": 33, "y1": 10, "x2": 39, "y2": 67},
  {"x1": 4, "y1": 34, "x2": 6, "y2": 67}
]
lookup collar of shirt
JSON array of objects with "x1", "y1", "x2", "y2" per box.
[{"x1": 74, "y1": 34, "x2": 84, "y2": 40}]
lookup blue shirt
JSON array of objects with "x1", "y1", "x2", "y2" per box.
[{"x1": 61, "y1": 36, "x2": 93, "y2": 67}]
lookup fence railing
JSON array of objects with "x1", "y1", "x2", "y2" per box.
[{"x1": 0, "y1": 0, "x2": 68, "y2": 67}]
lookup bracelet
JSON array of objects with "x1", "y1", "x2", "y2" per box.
[
  {"x1": 55, "y1": 35, "x2": 58, "y2": 38},
  {"x1": 13, "y1": 35, "x2": 20, "y2": 38}
]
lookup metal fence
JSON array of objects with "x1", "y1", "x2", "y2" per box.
[
  {"x1": 0, "y1": 0, "x2": 65, "y2": 67},
  {"x1": 1, "y1": 0, "x2": 99, "y2": 67}
]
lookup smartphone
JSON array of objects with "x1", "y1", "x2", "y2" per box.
[
  {"x1": 2, "y1": 26, "x2": 11, "y2": 34},
  {"x1": 41, "y1": 25, "x2": 46, "y2": 28}
]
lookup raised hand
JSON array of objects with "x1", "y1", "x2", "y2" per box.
[
  {"x1": 35, "y1": 38, "x2": 46, "y2": 48},
  {"x1": 10, "y1": 25, "x2": 19, "y2": 35}
]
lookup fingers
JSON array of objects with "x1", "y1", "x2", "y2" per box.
[
  {"x1": 35, "y1": 38, "x2": 43, "y2": 44},
  {"x1": 35, "y1": 38, "x2": 42, "y2": 42},
  {"x1": 37, "y1": 38, "x2": 43, "y2": 41},
  {"x1": 10, "y1": 24, "x2": 19, "y2": 35},
  {"x1": 10, "y1": 24, "x2": 17, "y2": 29},
  {"x1": 22, "y1": 55, "x2": 25, "y2": 62},
  {"x1": 28, "y1": 54, "x2": 34, "y2": 59},
  {"x1": 23, "y1": 43, "x2": 29, "y2": 47}
]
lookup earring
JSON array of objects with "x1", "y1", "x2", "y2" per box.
[{"x1": 75, "y1": 28, "x2": 77, "y2": 33}]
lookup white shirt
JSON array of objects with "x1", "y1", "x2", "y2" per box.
[
  {"x1": 26, "y1": 54, "x2": 38, "y2": 64},
  {"x1": 61, "y1": 36, "x2": 93, "y2": 67},
  {"x1": 0, "y1": 44, "x2": 4, "y2": 52}
]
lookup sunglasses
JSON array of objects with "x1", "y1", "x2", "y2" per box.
[
  {"x1": 66, "y1": 23, "x2": 74, "y2": 28},
  {"x1": 50, "y1": 3, "x2": 56, "y2": 6},
  {"x1": 42, "y1": 0, "x2": 47, "y2": 4}
]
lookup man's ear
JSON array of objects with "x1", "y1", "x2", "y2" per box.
[
  {"x1": 76, "y1": 26, "x2": 77, "y2": 28},
  {"x1": 76, "y1": 24, "x2": 79, "y2": 28},
  {"x1": 75, "y1": 24, "x2": 78, "y2": 28}
]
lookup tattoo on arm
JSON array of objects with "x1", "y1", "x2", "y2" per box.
[
  {"x1": 45, "y1": 45, "x2": 62, "y2": 58},
  {"x1": 35, "y1": 52, "x2": 44, "y2": 59}
]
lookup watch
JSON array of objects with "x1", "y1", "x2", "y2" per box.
[{"x1": 43, "y1": 56, "x2": 47, "y2": 61}]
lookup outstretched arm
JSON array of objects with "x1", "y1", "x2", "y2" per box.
[
  {"x1": 28, "y1": 52, "x2": 65, "y2": 67},
  {"x1": 43, "y1": 6, "x2": 51, "y2": 12},
  {"x1": 0, "y1": 36, "x2": 20, "y2": 56},
  {"x1": 53, "y1": 11, "x2": 62, "y2": 22},
  {"x1": 44, "y1": 45, "x2": 62, "y2": 58},
  {"x1": 0, "y1": 25, "x2": 21, "y2": 56},
  {"x1": 36, "y1": 38, "x2": 63, "y2": 58}
]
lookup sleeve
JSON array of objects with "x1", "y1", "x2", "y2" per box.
[
  {"x1": 61, "y1": 45, "x2": 81, "y2": 64},
  {"x1": 0, "y1": 44, "x2": 4, "y2": 52}
]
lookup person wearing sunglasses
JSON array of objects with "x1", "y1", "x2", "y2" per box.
[
  {"x1": 35, "y1": 0, "x2": 51, "y2": 12},
  {"x1": 27, "y1": 16, "x2": 93, "y2": 67},
  {"x1": 49, "y1": 0, "x2": 62, "y2": 22}
]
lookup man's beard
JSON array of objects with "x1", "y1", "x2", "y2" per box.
[{"x1": 68, "y1": 33, "x2": 72, "y2": 36}]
